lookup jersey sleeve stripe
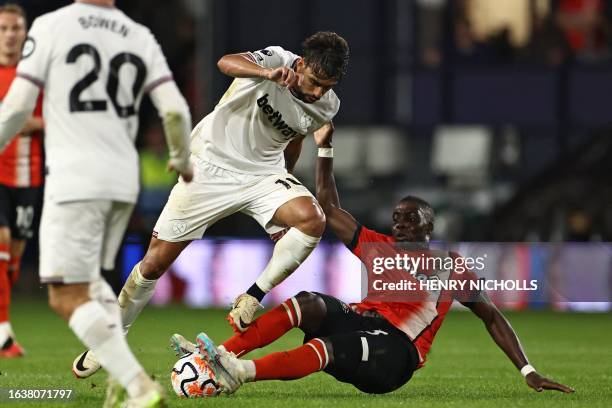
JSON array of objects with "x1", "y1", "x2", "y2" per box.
[
  {"x1": 143, "y1": 75, "x2": 173, "y2": 94},
  {"x1": 244, "y1": 52, "x2": 257, "y2": 63},
  {"x1": 346, "y1": 223, "x2": 363, "y2": 251},
  {"x1": 16, "y1": 72, "x2": 44, "y2": 88}
]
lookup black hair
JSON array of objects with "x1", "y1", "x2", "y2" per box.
[
  {"x1": 399, "y1": 196, "x2": 435, "y2": 225},
  {"x1": 302, "y1": 31, "x2": 349, "y2": 81}
]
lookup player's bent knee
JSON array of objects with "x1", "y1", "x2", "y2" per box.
[
  {"x1": 310, "y1": 210, "x2": 326, "y2": 235},
  {"x1": 295, "y1": 291, "x2": 324, "y2": 311},
  {"x1": 294, "y1": 205, "x2": 326, "y2": 237},
  {"x1": 295, "y1": 291, "x2": 327, "y2": 332},
  {"x1": 274, "y1": 197, "x2": 326, "y2": 237}
]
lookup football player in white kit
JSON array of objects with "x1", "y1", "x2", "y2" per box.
[
  {"x1": 0, "y1": 1, "x2": 193, "y2": 406},
  {"x1": 71, "y1": 31, "x2": 350, "y2": 379}
]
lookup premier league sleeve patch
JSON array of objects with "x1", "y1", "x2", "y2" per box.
[{"x1": 21, "y1": 37, "x2": 35, "y2": 59}]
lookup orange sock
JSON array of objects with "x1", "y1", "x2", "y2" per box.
[
  {"x1": 223, "y1": 297, "x2": 299, "y2": 357},
  {"x1": 254, "y1": 338, "x2": 328, "y2": 380},
  {"x1": 8, "y1": 254, "x2": 20, "y2": 286},
  {"x1": 0, "y1": 243, "x2": 10, "y2": 323}
]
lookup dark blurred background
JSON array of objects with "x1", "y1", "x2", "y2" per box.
[
  {"x1": 8, "y1": 0, "x2": 611, "y2": 308},
  {"x1": 16, "y1": 0, "x2": 612, "y2": 242}
]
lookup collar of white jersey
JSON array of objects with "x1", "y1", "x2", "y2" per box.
[{"x1": 75, "y1": 1, "x2": 116, "y2": 9}]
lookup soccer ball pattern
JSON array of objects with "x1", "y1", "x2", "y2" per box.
[{"x1": 171, "y1": 353, "x2": 221, "y2": 398}]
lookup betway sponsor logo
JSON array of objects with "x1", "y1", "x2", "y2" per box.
[{"x1": 257, "y1": 94, "x2": 304, "y2": 139}]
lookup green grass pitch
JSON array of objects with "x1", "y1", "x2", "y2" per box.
[{"x1": 1, "y1": 299, "x2": 611, "y2": 407}]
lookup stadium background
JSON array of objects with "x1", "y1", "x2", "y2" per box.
[
  {"x1": 2, "y1": 1, "x2": 611, "y2": 407},
  {"x1": 11, "y1": 0, "x2": 612, "y2": 309}
]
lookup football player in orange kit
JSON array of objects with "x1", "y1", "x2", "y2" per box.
[
  {"x1": 179, "y1": 123, "x2": 574, "y2": 396},
  {"x1": 0, "y1": 3, "x2": 44, "y2": 358}
]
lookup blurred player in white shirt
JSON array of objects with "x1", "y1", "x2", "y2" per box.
[
  {"x1": 71, "y1": 31, "x2": 350, "y2": 380},
  {"x1": 0, "y1": 0, "x2": 192, "y2": 406}
]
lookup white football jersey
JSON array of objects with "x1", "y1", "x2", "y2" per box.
[
  {"x1": 16, "y1": 3, "x2": 173, "y2": 203},
  {"x1": 190, "y1": 46, "x2": 340, "y2": 175}
]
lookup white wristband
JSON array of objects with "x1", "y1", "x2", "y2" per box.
[
  {"x1": 318, "y1": 147, "x2": 333, "y2": 158},
  {"x1": 520, "y1": 364, "x2": 536, "y2": 377}
]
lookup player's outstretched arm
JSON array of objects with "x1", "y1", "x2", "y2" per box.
[
  {"x1": 0, "y1": 77, "x2": 40, "y2": 152},
  {"x1": 149, "y1": 80, "x2": 193, "y2": 182},
  {"x1": 218, "y1": 53, "x2": 302, "y2": 88},
  {"x1": 463, "y1": 291, "x2": 574, "y2": 393},
  {"x1": 314, "y1": 122, "x2": 359, "y2": 245}
]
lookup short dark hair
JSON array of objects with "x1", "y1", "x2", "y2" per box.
[
  {"x1": 302, "y1": 31, "x2": 349, "y2": 81},
  {"x1": 0, "y1": 3, "x2": 26, "y2": 19},
  {"x1": 399, "y1": 195, "x2": 435, "y2": 225}
]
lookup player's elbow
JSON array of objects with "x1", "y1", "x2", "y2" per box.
[
  {"x1": 218, "y1": 53, "x2": 253, "y2": 75},
  {"x1": 217, "y1": 55, "x2": 231, "y2": 74}
]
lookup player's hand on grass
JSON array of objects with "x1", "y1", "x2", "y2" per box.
[
  {"x1": 168, "y1": 161, "x2": 194, "y2": 183},
  {"x1": 314, "y1": 121, "x2": 334, "y2": 147},
  {"x1": 266, "y1": 66, "x2": 302, "y2": 88},
  {"x1": 525, "y1": 372, "x2": 574, "y2": 393}
]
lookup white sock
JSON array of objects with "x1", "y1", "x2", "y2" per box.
[
  {"x1": 241, "y1": 360, "x2": 256, "y2": 382},
  {"x1": 126, "y1": 372, "x2": 155, "y2": 398},
  {"x1": 1, "y1": 249, "x2": 11, "y2": 345},
  {"x1": 89, "y1": 279, "x2": 121, "y2": 323},
  {"x1": 68, "y1": 300, "x2": 146, "y2": 396},
  {"x1": 255, "y1": 228, "x2": 320, "y2": 292},
  {"x1": 118, "y1": 262, "x2": 157, "y2": 333},
  {"x1": 0, "y1": 321, "x2": 13, "y2": 345}
]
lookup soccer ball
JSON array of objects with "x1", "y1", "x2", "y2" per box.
[{"x1": 171, "y1": 353, "x2": 221, "y2": 398}]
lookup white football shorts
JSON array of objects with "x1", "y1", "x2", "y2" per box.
[
  {"x1": 153, "y1": 158, "x2": 313, "y2": 242},
  {"x1": 39, "y1": 200, "x2": 134, "y2": 284}
]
